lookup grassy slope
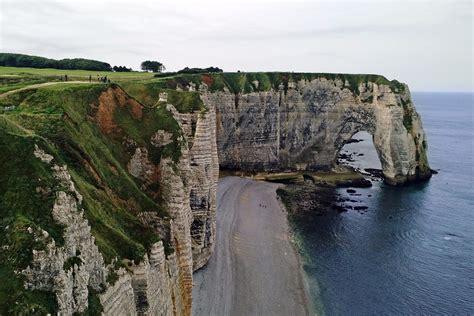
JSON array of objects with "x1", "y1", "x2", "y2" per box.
[
  {"x1": 119, "y1": 79, "x2": 206, "y2": 113},
  {"x1": 0, "y1": 82, "x2": 187, "y2": 314},
  {"x1": 0, "y1": 131, "x2": 63, "y2": 314}
]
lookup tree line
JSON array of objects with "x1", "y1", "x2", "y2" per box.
[
  {"x1": 140, "y1": 60, "x2": 165, "y2": 73},
  {"x1": 0, "y1": 53, "x2": 113, "y2": 71},
  {"x1": 1, "y1": 53, "x2": 223, "y2": 75},
  {"x1": 154, "y1": 66, "x2": 224, "y2": 78},
  {"x1": 112, "y1": 65, "x2": 132, "y2": 72},
  {"x1": 177, "y1": 67, "x2": 223, "y2": 74}
]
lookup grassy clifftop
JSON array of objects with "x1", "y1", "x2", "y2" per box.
[
  {"x1": 120, "y1": 79, "x2": 206, "y2": 113},
  {"x1": 1, "y1": 67, "x2": 406, "y2": 97},
  {"x1": 0, "y1": 82, "x2": 188, "y2": 314},
  {"x1": 155, "y1": 72, "x2": 406, "y2": 95}
]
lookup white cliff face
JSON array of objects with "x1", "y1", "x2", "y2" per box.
[
  {"x1": 22, "y1": 93, "x2": 220, "y2": 315},
  {"x1": 208, "y1": 78, "x2": 431, "y2": 185},
  {"x1": 164, "y1": 100, "x2": 220, "y2": 271},
  {"x1": 100, "y1": 99, "x2": 220, "y2": 315},
  {"x1": 99, "y1": 148, "x2": 195, "y2": 316},
  {"x1": 23, "y1": 147, "x2": 107, "y2": 315}
]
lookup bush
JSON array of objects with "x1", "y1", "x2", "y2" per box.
[
  {"x1": 177, "y1": 66, "x2": 223, "y2": 74},
  {"x1": 112, "y1": 66, "x2": 132, "y2": 72}
]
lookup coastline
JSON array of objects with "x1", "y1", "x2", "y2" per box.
[
  {"x1": 192, "y1": 176, "x2": 314, "y2": 315},
  {"x1": 277, "y1": 192, "x2": 321, "y2": 316},
  {"x1": 275, "y1": 175, "x2": 368, "y2": 316}
]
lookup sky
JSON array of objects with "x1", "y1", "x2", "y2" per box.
[{"x1": 0, "y1": 0, "x2": 472, "y2": 91}]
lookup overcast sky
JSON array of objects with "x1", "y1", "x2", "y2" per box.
[{"x1": 0, "y1": 0, "x2": 472, "y2": 91}]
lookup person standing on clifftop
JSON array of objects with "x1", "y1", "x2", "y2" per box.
[{"x1": 64, "y1": 74, "x2": 68, "y2": 82}]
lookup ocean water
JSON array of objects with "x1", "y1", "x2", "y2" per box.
[{"x1": 292, "y1": 92, "x2": 474, "y2": 315}]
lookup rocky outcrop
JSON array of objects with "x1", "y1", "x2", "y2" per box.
[
  {"x1": 97, "y1": 96, "x2": 219, "y2": 315},
  {"x1": 164, "y1": 99, "x2": 219, "y2": 271},
  {"x1": 14, "y1": 86, "x2": 219, "y2": 315},
  {"x1": 100, "y1": 98, "x2": 220, "y2": 315},
  {"x1": 23, "y1": 147, "x2": 107, "y2": 315},
  {"x1": 207, "y1": 76, "x2": 431, "y2": 185}
]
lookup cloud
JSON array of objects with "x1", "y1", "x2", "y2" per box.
[{"x1": 0, "y1": 0, "x2": 472, "y2": 91}]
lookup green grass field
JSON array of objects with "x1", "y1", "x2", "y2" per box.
[
  {"x1": 0, "y1": 66, "x2": 156, "y2": 94},
  {"x1": 0, "y1": 66, "x2": 154, "y2": 80}
]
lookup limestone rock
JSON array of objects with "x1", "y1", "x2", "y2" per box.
[
  {"x1": 209, "y1": 78, "x2": 431, "y2": 184},
  {"x1": 151, "y1": 130, "x2": 173, "y2": 147},
  {"x1": 23, "y1": 153, "x2": 106, "y2": 315}
]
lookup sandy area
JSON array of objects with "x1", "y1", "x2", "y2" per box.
[{"x1": 192, "y1": 176, "x2": 312, "y2": 316}]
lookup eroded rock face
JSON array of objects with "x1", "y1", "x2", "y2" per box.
[
  {"x1": 23, "y1": 148, "x2": 106, "y2": 315},
  {"x1": 22, "y1": 93, "x2": 219, "y2": 315},
  {"x1": 165, "y1": 103, "x2": 219, "y2": 271},
  {"x1": 103, "y1": 101, "x2": 219, "y2": 315},
  {"x1": 208, "y1": 78, "x2": 431, "y2": 185}
]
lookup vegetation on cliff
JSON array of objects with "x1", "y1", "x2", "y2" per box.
[
  {"x1": 155, "y1": 72, "x2": 406, "y2": 95},
  {"x1": 0, "y1": 132, "x2": 62, "y2": 314},
  {"x1": 120, "y1": 79, "x2": 206, "y2": 113},
  {"x1": 0, "y1": 82, "x2": 188, "y2": 313}
]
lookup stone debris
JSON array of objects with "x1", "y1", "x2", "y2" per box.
[
  {"x1": 151, "y1": 130, "x2": 173, "y2": 147},
  {"x1": 34, "y1": 144, "x2": 54, "y2": 163}
]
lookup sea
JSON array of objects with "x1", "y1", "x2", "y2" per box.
[{"x1": 291, "y1": 92, "x2": 474, "y2": 315}]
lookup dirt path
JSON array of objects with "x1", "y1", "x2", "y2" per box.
[
  {"x1": 192, "y1": 176, "x2": 312, "y2": 316},
  {"x1": 0, "y1": 81, "x2": 98, "y2": 98}
]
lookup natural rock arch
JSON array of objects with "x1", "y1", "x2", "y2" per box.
[
  {"x1": 336, "y1": 130, "x2": 381, "y2": 170},
  {"x1": 205, "y1": 77, "x2": 431, "y2": 185}
]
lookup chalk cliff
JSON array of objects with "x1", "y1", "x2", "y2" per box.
[
  {"x1": 196, "y1": 73, "x2": 431, "y2": 185},
  {"x1": 0, "y1": 84, "x2": 218, "y2": 315},
  {"x1": 0, "y1": 72, "x2": 431, "y2": 315}
]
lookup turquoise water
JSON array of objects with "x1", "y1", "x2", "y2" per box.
[{"x1": 293, "y1": 92, "x2": 474, "y2": 315}]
